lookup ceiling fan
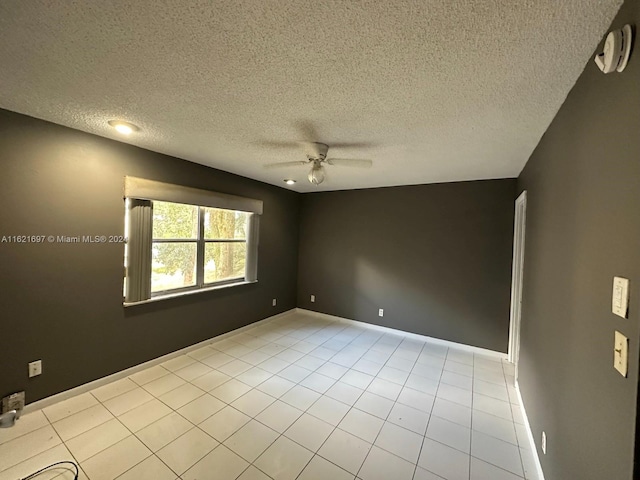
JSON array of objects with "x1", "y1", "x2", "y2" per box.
[{"x1": 264, "y1": 142, "x2": 373, "y2": 185}]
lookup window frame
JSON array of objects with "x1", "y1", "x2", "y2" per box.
[
  {"x1": 150, "y1": 203, "x2": 249, "y2": 297},
  {"x1": 123, "y1": 177, "x2": 262, "y2": 306}
]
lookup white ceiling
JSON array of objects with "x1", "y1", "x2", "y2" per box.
[{"x1": 0, "y1": 1, "x2": 622, "y2": 192}]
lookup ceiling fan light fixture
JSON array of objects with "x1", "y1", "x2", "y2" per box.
[{"x1": 308, "y1": 165, "x2": 325, "y2": 185}]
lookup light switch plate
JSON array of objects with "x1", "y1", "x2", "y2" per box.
[
  {"x1": 612, "y1": 277, "x2": 629, "y2": 318},
  {"x1": 614, "y1": 331, "x2": 628, "y2": 377}
]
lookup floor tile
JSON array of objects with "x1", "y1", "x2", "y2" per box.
[
  {"x1": 413, "y1": 466, "x2": 447, "y2": 479},
  {"x1": 436, "y1": 383, "x2": 472, "y2": 407},
  {"x1": 0, "y1": 410, "x2": 48, "y2": 446},
  {"x1": 338, "y1": 408, "x2": 384, "y2": 443},
  {"x1": 284, "y1": 413, "x2": 334, "y2": 452},
  {"x1": 280, "y1": 385, "x2": 321, "y2": 411},
  {"x1": 256, "y1": 375, "x2": 296, "y2": 398},
  {"x1": 418, "y1": 438, "x2": 470, "y2": 480},
  {"x1": 42, "y1": 392, "x2": 99, "y2": 423},
  {"x1": 278, "y1": 364, "x2": 313, "y2": 383},
  {"x1": 135, "y1": 412, "x2": 193, "y2": 452},
  {"x1": 385, "y1": 356, "x2": 415, "y2": 372},
  {"x1": 199, "y1": 405, "x2": 251, "y2": 442},
  {"x1": 156, "y1": 428, "x2": 218, "y2": 475},
  {"x1": 115, "y1": 454, "x2": 177, "y2": 480},
  {"x1": 405, "y1": 373, "x2": 439, "y2": 395},
  {"x1": 444, "y1": 360, "x2": 474, "y2": 377},
  {"x1": 353, "y1": 392, "x2": 394, "y2": 419},
  {"x1": 426, "y1": 415, "x2": 471, "y2": 453},
  {"x1": 471, "y1": 431, "x2": 524, "y2": 476},
  {"x1": 210, "y1": 378, "x2": 252, "y2": 403},
  {"x1": 396, "y1": 387, "x2": 434, "y2": 413},
  {"x1": 259, "y1": 356, "x2": 290, "y2": 374},
  {"x1": 237, "y1": 465, "x2": 273, "y2": 480},
  {"x1": 186, "y1": 345, "x2": 217, "y2": 361},
  {"x1": 378, "y1": 366, "x2": 410, "y2": 385},
  {"x1": 183, "y1": 444, "x2": 249, "y2": 480},
  {"x1": 92, "y1": 378, "x2": 139, "y2": 403},
  {"x1": 232, "y1": 388, "x2": 276, "y2": 417},
  {"x1": 440, "y1": 371, "x2": 473, "y2": 390},
  {"x1": 141, "y1": 374, "x2": 186, "y2": 397},
  {"x1": 472, "y1": 410, "x2": 518, "y2": 445},
  {"x1": 242, "y1": 349, "x2": 272, "y2": 366},
  {"x1": 300, "y1": 372, "x2": 336, "y2": 394},
  {"x1": 296, "y1": 354, "x2": 326, "y2": 371},
  {"x1": 316, "y1": 361, "x2": 349, "y2": 380},
  {"x1": 0, "y1": 443, "x2": 78, "y2": 480},
  {"x1": 177, "y1": 393, "x2": 226, "y2": 424},
  {"x1": 431, "y1": 397, "x2": 471, "y2": 428},
  {"x1": 447, "y1": 350, "x2": 474, "y2": 366},
  {"x1": 387, "y1": 402, "x2": 429, "y2": 435},
  {"x1": 0, "y1": 425, "x2": 62, "y2": 471},
  {"x1": 81, "y1": 435, "x2": 151, "y2": 480},
  {"x1": 307, "y1": 395, "x2": 350, "y2": 426},
  {"x1": 352, "y1": 359, "x2": 384, "y2": 376},
  {"x1": 65, "y1": 418, "x2": 130, "y2": 461},
  {"x1": 191, "y1": 369, "x2": 232, "y2": 391},
  {"x1": 174, "y1": 361, "x2": 212, "y2": 381},
  {"x1": 118, "y1": 398, "x2": 172, "y2": 432},
  {"x1": 254, "y1": 435, "x2": 313, "y2": 480},
  {"x1": 474, "y1": 379, "x2": 510, "y2": 402},
  {"x1": 200, "y1": 351, "x2": 235, "y2": 369},
  {"x1": 325, "y1": 382, "x2": 364, "y2": 405},
  {"x1": 341, "y1": 370, "x2": 375, "y2": 390},
  {"x1": 218, "y1": 358, "x2": 254, "y2": 377},
  {"x1": 236, "y1": 366, "x2": 273, "y2": 387},
  {"x1": 158, "y1": 383, "x2": 205, "y2": 409},
  {"x1": 53, "y1": 403, "x2": 113, "y2": 441},
  {"x1": 358, "y1": 446, "x2": 416, "y2": 480},
  {"x1": 470, "y1": 456, "x2": 524, "y2": 480},
  {"x1": 256, "y1": 400, "x2": 303, "y2": 433},
  {"x1": 103, "y1": 387, "x2": 155, "y2": 416},
  {"x1": 318, "y1": 428, "x2": 371, "y2": 474},
  {"x1": 161, "y1": 355, "x2": 196, "y2": 372},
  {"x1": 298, "y1": 454, "x2": 355, "y2": 480},
  {"x1": 224, "y1": 419, "x2": 279, "y2": 462},
  {"x1": 129, "y1": 365, "x2": 169, "y2": 386},
  {"x1": 473, "y1": 394, "x2": 513, "y2": 421},
  {"x1": 374, "y1": 422, "x2": 422, "y2": 463}
]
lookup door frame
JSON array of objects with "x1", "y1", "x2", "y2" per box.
[{"x1": 508, "y1": 191, "x2": 527, "y2": 379}]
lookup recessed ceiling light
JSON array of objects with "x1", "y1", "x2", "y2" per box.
[
  {"x1": 284, "y1": 179, "x2": 296, "y2": 185},
  {"x1": 108, "y1": 120, "x2": 139, "y2": 135}
]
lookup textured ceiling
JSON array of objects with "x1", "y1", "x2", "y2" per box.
[{"x1": 0, "y1": 1, "x2": 622, "y2": 192}]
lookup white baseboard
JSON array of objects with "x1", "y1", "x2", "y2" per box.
[
  {"x1": 296, "y1": 308, "x2": 508, "y2": 360},
  {"x1": 23, "y1": 308, "x2": 296, "y2": 414},
  {"x1": 515, "y1": 381, "x2": 546, "y2": 480}
]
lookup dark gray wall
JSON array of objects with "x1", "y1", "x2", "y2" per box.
[
  {"x1": 0, "y1": 109, "x2": 300, "y2": 403},
  {"x1": 517, "y1": 2, "x2": 640, "y2": 479},
  {"x1": 297, "y1": 180, "x2": 516, "y2": 352}
]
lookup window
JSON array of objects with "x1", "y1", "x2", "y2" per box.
[{"x1": 123, "y1": 177, "x2": 262, "y2": 304}]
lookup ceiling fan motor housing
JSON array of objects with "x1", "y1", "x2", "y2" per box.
[{"x1": 307, "y1": 142, "x2": 329, "y2": 161}]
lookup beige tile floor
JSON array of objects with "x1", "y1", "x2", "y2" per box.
[{"x1": 0, "y1": 312, "x2": 541, "y2": 480}]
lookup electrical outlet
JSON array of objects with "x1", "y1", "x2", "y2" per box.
[
  {"x1": 28, "y1": 360, "x2": 42, "y2": 378},
  {"x1": 378, "y1": 308, "x2": 384, "y2": 317},
  {"x1": 272, "y1": 298, "x2": 277, "y2": 307},
  {"x1": 311, "y1": 295, "x2": 315, "y2": 302},
  {"x1": 541, "y1": 431, "x2": 547, "y2": 455}
]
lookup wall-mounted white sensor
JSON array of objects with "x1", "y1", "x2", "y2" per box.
[{"x1": 594, "y1": 24, "x2": 633, "y2": 73}]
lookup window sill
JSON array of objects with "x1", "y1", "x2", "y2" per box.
[{"x1": 123, "y1": 279, "x2": 258, "y2": 307}]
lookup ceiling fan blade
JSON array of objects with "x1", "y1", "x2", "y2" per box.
[
  {"x1": 253, "y1": 140, "x2": 305, "y2": 149},
  {"x1": 329, "y1": 142, "x2": 375, "y2": 149},
  {"x1": 264, "y1": 160, "x2": 309, "y2": 169},
  {"x1": 326, "y1": 158, "x2": 373, "y2": 168}
]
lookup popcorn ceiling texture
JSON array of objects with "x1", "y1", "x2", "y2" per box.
[{"x1": 0, "y1": 1, "x2": 623, "y2": 192}]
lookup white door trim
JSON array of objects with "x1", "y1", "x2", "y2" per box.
[{"x1": 508, "y1": 190, "x2": 527, "y2": 379}]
